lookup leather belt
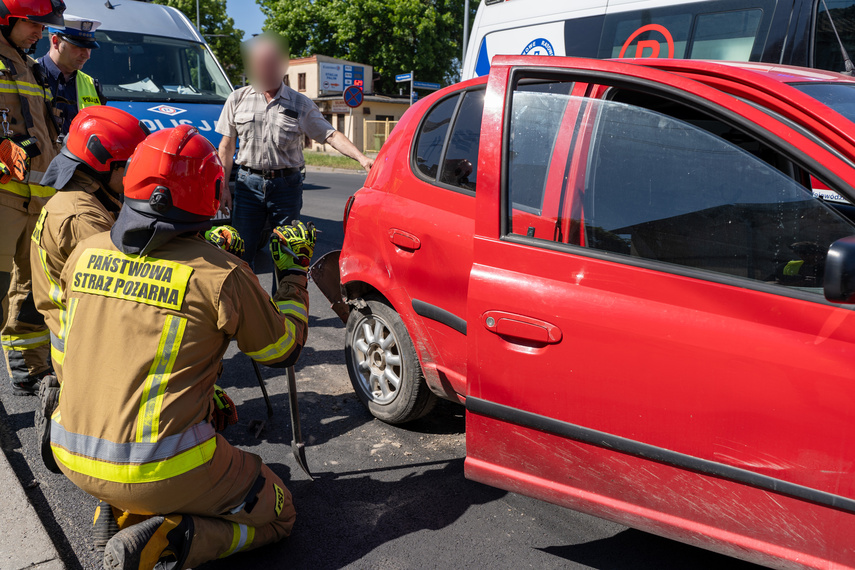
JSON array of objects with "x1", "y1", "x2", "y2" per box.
[{"x1": 240, "y1": 166, "x2": 300, "y2": 179}]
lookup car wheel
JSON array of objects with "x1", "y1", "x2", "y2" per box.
[{"x1": 345, "y1": 296, "x2": 437, "y2": 424}]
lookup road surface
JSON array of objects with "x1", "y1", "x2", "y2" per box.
[{"x1": 0, "y1": 171, "x2": 763, "y2": 569}]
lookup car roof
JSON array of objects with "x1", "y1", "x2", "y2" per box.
[
  {"x1": 63, "y1": 0, "x2": 203, "y2": 42},
  {"x1": 629, "y1": 58, "x2": 855, "y2": 86}
]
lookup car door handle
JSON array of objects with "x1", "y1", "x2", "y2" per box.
[
  {"x1": 482, "y1": 311, "x2": 562, "y2": 344},
  {"x1": 389, "y1": 229, "x2": 421, "y2": 251}
]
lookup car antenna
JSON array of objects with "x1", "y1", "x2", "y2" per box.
[{"x1": 821, "y1": 0, "x2": 854, "y2": 75}]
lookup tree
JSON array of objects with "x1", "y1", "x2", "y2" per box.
[
  {"x1": 257, "y1": 0, "x2": 477, "y2": 93},
  {"x1": 150, "y1": 0, "x2": 245, "y2": 84}
]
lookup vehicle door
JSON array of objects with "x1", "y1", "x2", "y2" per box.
[{"x1": 466, "y1": 59, "x2": 855, "y2": 567}]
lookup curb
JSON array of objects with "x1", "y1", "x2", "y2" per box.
[
  {"x1": 0, "y1": 445, "x2": 65, "y2": 569},
  {"x1": 304, "y1": 165, "x2": 367, "y2": 175}
]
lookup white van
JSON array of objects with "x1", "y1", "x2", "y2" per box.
[
  {"x1": 463, "y1": 0, "x2": 855, "y2": 80},
  {"x1": 39, "y1": 0, "x2": 234, "y2": 146}
]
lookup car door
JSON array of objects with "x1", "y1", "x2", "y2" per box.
[{"x1": 466, "y1": 60, "x2": 855, "y2": 568}]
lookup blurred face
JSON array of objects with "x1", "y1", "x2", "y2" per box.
[
  {"x1": 107, "y1": 165, "x2": 126, "y2": 196},
  {"x1": 52, "y1": 35, "x2": 91, "y2": 74},
  {"x1": 249, "y1": 39, "x2": 286, "y2": 92},
  {"x1": 11, "y1": 19, "x2": 44, "y2": 50}
]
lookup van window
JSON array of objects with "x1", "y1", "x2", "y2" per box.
[
  {"x1": 689, "y1": 10, "x2": 763, "y2": 60},
  {"x1": 814, "y1": 0, "x2": 855, "y2": 73},
  {"x1": 82, "y1": 31, "x2": 232, "y2": 103}
]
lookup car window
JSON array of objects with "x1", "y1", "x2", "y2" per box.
[
  {"x1": 413, "y1": 95, "x2": 459, "y2": 179},
  {"x1": 505, "y1": 90, "x2": 855, "y2": 294},
  {"x1": 439, "y1": 90, "x2": 485, "y2": 192}
]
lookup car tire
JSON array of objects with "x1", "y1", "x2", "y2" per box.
[{"x1": 345, "y1": 296, "x2": 437, "y2": 424}]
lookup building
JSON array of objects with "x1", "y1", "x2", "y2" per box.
[{"x1": 286, "y1": 55, "x2": 411, "y2": 153}]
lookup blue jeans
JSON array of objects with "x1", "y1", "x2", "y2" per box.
[{"x1": 232, "y1": 168, "x2": 303, "y2": 268}]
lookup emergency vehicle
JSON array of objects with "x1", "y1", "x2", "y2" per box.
[
  {"x1": 463, "y1": 0, "x2": 855, "y2": 81},
  {"x1": 39, "y1": 0, "x2": 234, "y2": 147}
]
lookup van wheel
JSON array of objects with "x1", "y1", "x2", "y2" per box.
[{"x1": 345, "y1": 296, "x2": 436, "y2": 424}]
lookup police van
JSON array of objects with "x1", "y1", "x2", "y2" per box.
[
  {"x1": 41, "y1": 0, "x2": 234, "y2": 147},
  {"x1": 463, "y1": 0, "x2": 855, "y2": 80}
]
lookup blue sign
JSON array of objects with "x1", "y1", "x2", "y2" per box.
[
  {"x1": 396, "y1": 73, "x2": 412, "y2": 82},
  {"x1": 343, "y1": 85, "x2": 364, "y2": 108},
  {"x1": 108, "y1": 101, "x2": 226, "y2": 148},
  {"x1": 521, "y1": 38, "x2": 555, "y2": 56},
  {"x1": 344, "y1": 66, "x2": 365, "y2": 88},
  {"x1": 413, "y1": 81, "x2": 441, "y2": 90},
  {"x1": 411, "y1": 91, "x2": 419, "y2": 103}
]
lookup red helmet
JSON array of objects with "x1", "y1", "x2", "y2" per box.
[
  {"x1": 62, "y1": 106, "x2": 150, "y2": 173},
  {"x1": 123, "y1": 124, "x2": 224, "y2": 222},
  {"x1": 0, "y1": 0, "x2": 64, "y2": 26}
]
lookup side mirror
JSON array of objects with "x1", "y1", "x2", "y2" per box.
[{"x1": 824, "y1": 236, "x2": 855, "y2": 303}]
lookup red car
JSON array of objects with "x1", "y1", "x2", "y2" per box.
[{"x1": 313, "y1": 56, "x2": 855, "y2": 568}]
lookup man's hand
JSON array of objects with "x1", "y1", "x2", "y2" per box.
[
  {"x1": 360, "y1": 156, "x2": 374, "y2": 172},
  {"x1": 219, "y1": 187, "x2": 233, "y2": 215},
  {"x1": 270, "y1": 220, "x2": 316, "y2": 272},
  {"x1": 205, "y1": 225, "x2": 245, "y2": 258}
]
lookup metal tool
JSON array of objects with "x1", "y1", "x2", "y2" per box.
[
  {"x1": 287, "y1": 364, "x2": 313, "y2": 480},
  {"x1": 309, "y1": 250, "x2": 349, "y2": 324},
  {"x1": 248, "y1": 359, "x2": 274, "y2": 438}
]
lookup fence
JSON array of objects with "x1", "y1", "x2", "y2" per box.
[{"x1": 363, "y1": 119, "x2": 399, "y2": 153}]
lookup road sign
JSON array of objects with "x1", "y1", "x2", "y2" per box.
[
  {"x1": 413, "y1": 81, "x2": 441, "y2": 90},
  {"x1": 396, "y1": 73, "x2": 413, "y2": 82},
  {"x1": 343, "y1": 85, "x2": 364, "y2": 108},
  {"x1": 411, "y1": 91, "x2": 419, "y2": 103}
]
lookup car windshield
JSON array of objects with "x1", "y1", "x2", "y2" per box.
[
  {"x1": 791, "y1": 82, "x2": 855, "y2": 124},
  {"x1": 74, "y1": 31, "x2": 232, "y2": 104}
]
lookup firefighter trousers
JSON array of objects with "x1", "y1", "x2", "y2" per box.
[
  {"x1": 63, "y1": 434, "x2": 296, "y2": 568},
  {"x1": 0, "y1": 202, "x2": 50, "y2": 385}
]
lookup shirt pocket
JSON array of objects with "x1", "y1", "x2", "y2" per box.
[
  {"x1": 275, "y1": 110, "x2": 301, "y2": 148},
  {"x1": 234, "y1": 111, "x2": 258, "y2": 140}
]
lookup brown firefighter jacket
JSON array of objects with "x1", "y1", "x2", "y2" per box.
[
  {"x1": 30, "y1": 170, "x2": 121, "y2": 377},
  {"x1": 0, "y1": 39, "x2": 59, "y2": 215},
  {"x1": 50, "y1": 231, "x2": 309, "y2": 488}
]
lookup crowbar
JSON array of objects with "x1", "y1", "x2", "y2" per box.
[
  {"x1": 248, "y1": 359, "x2": 274, "y2": 438},
  {"x1": 287, "y1": 365, "x2": 313, "y2": 480}
]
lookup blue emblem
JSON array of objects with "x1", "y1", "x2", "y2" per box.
[{"x1": 521, "y1": 38, "x2": 555, "y2": 57}]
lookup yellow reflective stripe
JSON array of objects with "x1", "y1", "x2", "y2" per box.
[
  {"x1": 1, "y1": 330, "x2": 50, "y2": 350},
  {"x1": 136, "y1": 315, "x2": 186, "y2": 443},
  {"x1": 52, "y1": 436, "x2": 216, "y2": 484},
  {"x1": 220, "y1": 523, "x2": 255, "y2": 558},
  {"x1": 31, "y1": 207, "x2": 47, "y2": 245},
  {"x1": 245, "y1": 321, "x2": 296, "y2": 364},
  {"x1": 56, "y1": 297, "x2": 79, "y2": 363},
  {"x1": 276, "y1": 300, "x2": 307, "y2": 323},
  {"x1": 50, "y1": 343, "x2": 63, "y2": 366},
  {"x1": 0, "y1": 179, "x2": 56, "y2": 199},
  {"x1": 37, "y1": 247, "x2": 63, "y2": 309},
  {"x1": 76, "y1": 72, "x2": 99, "y2": 108}
]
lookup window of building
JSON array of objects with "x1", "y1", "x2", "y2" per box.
[
  {"x1": 298, "y1": 73, "x2": 306, "y2": 91},
  {"x1": 284, "y1": 74, "x2": 290, "y2": 87},
  {"x1": 336, "y1": 113, "x2": 345, "y2": 133}
]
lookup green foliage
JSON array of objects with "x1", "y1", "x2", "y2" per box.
[
  {"x1": 150, "y1": 0, "x2": 245, "y2": 84},
  {"x1": 258, "y1": 0, "x2": 476, "y2": 92}
]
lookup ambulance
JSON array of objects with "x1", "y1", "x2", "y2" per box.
[
  {"x1": 40, "y1": 0, "x2": 234, "y2": 147},
  {"x1": 463, "y1": 0, "x2": 855, "y2": 81}
]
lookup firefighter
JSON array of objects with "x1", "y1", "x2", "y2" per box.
[
  {"x1": 0, "y1": 0, "x2": 65, "y2": 396},
  {"x1": 38, "y1": 14, "x2": 105, "y2": 135},
  {"x1": 30, "y1": 105, "x2": 148, "y2": 483},
  {"x1": 50, "y1": 124, "x2": 312, "y2": 569}
]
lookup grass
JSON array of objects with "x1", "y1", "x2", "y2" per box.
[{"x1": 303, "y1": 150, "x2": 365, "y2": 171}]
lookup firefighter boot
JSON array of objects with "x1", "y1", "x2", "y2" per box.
[
  {"x1": 13, "y1": 368, "x2": 53, "y2": 397},
  {"x1": 35, "y1": 373, "x2": 60, "y2": 472},
  {"x1": 103, "y1": 515, "x2": 193, "y2": 570},
  {"x1": 93, "y1": 500, "x2": 120, "y2": 553}
]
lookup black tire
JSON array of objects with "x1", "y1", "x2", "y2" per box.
[{"x1": 345, "y1": 296, "x2": 437, "y2": 424}]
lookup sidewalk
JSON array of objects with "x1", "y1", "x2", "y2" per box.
[{"x1": 0, "y1": 445, "x2": 65, "y2": 569}]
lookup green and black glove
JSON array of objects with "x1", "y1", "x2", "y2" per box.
[
  {"x1": 270, "y1": 220, "x2": 316, "y2": 273},
  {"x1": 204, "y1": 225, "x2": 245, "y2": 258}
]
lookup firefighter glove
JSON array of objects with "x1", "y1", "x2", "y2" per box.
[
  {"x1": 270, "y1": 220, "x2": 316, "y2": 272},
  {"x1": 0, "y1": 138, "x2": 29, "y2": 183},
  {"x1": 212, "y1": 385, "x2": 238, "y2": 432},
  {"x1": 205, "y1": 225, "x2": 245, "y2": 258}
]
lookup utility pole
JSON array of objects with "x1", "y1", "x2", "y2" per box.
[
  {"x1": 196, "y1": 0, "x2": 200, "y2": 30},
  {"x1": 462, "y1": 0, "x2": 470, "y2": 64}
]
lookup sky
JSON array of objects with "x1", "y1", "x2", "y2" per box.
[{"x1": 226, "y1": 0, "x2": 266, "y2": 37}]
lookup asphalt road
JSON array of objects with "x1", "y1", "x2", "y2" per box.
[{"x1": 0, "y1": 171, "x2": 764, "y2": 570}]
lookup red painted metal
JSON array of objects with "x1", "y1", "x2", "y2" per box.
[{"x1": 339, "y1": 56, "x2": 855, "y2": 568}]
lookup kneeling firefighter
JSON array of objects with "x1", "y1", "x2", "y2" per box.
[{"x1": 50, "y1": 124, "x2": 314, "y2": 570}]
